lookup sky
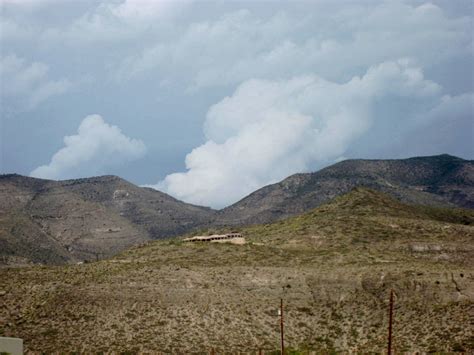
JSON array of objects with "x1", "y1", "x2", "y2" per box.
[{"x1": 0, "y1": 0, "x2": 473, "y2": 208}]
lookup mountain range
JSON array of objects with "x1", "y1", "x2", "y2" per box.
[
  {"x1": 217, "y1": 153, "x2": 473, "y2": 225},
  {"x1": 1, "y1": 154, "x2": 472, "y2": 264}
]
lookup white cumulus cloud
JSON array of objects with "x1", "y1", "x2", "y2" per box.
[
  {"x1": 152, "y1": 60, "x2": 446, "y2": 208},
  {"x1": 30, "y1": 114, "x2": 146, "y2": 180}
]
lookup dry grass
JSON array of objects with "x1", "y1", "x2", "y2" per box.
[{"x1": 1, "y1": 189, "x2": 473, "y2": 353}]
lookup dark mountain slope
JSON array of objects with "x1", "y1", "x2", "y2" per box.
[
  {"x1": 0, "y1": 174, "x2": 215, "y2": 264},
  {"x1": 217, "y1": 154, "x2": 473, "y2": 225},
  {"x1": 51, "y1": 175, "x2": 215, "y2": 238}
]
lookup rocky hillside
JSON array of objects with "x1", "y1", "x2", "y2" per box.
[
  {"x1": 218, "y1": 154, "x2": 474, "y2": 225},
  {"x1": 1, "y1": 189, "x2": 472, "y2": 353},
  {"x1": 1, "y1": 154, "x2": 472, "y2": 265},
  {"x1": 0, "y1": 174, "x2": 214, "y2": 265}
]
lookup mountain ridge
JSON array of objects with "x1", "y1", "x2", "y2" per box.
[
  {"x1": 0, "y1": 173, "x2": 214, "y2": 264},
  {"x1": 217, "y1": 154, "x2": 473, "y2": 225},
  {"x1": 1, "y1": 154, "x2": 472, "y2": 265}
]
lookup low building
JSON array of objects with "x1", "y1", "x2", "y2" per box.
[{"x1": 184, "y1": 233, "x2": 242, "y2": 242}]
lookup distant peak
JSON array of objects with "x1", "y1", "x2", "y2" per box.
[
  {"x1": 59, "y1": 175, "x2": 127, "y2": 184},
  {"x1": 408, "y1": 153, "x2": 462, "y2": 160},
  {"x1": 0, "y1": 173, "x2": 48, "y2": 182},
  {"x1": 0, "y1": 173, "x2": 22, "y2": 179},
  {"x1": 336, "y1": 153, "x2": 464, "y2": 164},
  {"x1": 0, "y1": 174, "x2": 133, "y2": 187}
]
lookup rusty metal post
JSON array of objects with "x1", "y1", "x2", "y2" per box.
[
  {"x1": 387, "y1": 289, "x2": 394, "y2": 355},
  {"x1": 280, "y1": 298, "x2": 285, "y2": 355}
]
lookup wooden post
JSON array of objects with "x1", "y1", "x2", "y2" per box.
[
  {"x1": 280, "y1": 298, "x2": 284, "y2": 355},
  {"x1": 387, "y1": 289, "x2": 394, "y2": 355}
]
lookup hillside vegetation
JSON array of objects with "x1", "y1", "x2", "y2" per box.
[
  {"x1": 1, "y1": 188, "x2": 472, "y2": 353},
  {"x1": 0, "y1": 174, "x2": 213, "y2": 264},
  {"x1": 218, "y1": 154, "x2": 474, "y2": 225},
  {"x1": 1, "y1": 154, "x2": 472, "y2": 265}
]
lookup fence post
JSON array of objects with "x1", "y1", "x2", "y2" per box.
[
  {"x1": 387, "y1": 289, "x2": 394, "y2": 355},
  {"x1": 280, "y1": 298, "x2": 284, "y2": 355}
]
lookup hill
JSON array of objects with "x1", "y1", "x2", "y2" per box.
[
  {"x1": 1, "y1": 154, "x2": 472, "y2": 265},
  {"x1": 0, "y1": 174, "x2": 214, "y2": 265},
  {"x1": 1, "y1": 189, "x2": 472, "y2": 353},
  {"x1": 218, "y1": 154, "x2": 474, "y2": 225}
]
